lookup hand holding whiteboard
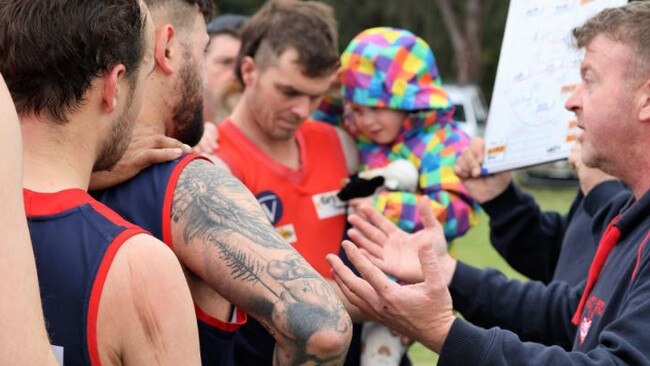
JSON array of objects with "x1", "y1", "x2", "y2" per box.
[{"x1": 481, "y1": 0, "x2": 627, "y2": 174}]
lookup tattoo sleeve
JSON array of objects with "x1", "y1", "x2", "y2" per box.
[{"x1": 171, "y1": 159, "x2": 351, "y2": 365}]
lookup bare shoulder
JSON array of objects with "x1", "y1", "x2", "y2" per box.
[
  {"x1": 334, "y1": 126, "x2": 359, "y2": 174},
  {"x1": 177, "y1": 158, "x2": 250, "y2": 201},
  {"x1": 118, "y1": 233, "x2": 180, "y2": 267},
  {"x1": 0, "y1": 75, "x2": 59, "y2": 366},
  {"x1": 200, "y1": 153, "x2": 232, "y2": 173},
  {"x1": 98, "y1": 233, "x2": 199, "y2": 366},
  {"x1": 0, "y1": 73, "x2": 23, "y2": 206},
  {"x1": 105, "y1": 233, "x2": 189, "y2": 308}
]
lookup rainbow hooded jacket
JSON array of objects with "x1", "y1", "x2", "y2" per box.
[{"x1": 320, "y1": 27, "x2": 480, "y2": 239}]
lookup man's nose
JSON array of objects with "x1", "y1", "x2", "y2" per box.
[
  {"x1": 291, "y1": 96, "x2": 312, "y2": 120},
  {"x1": 565, "y1": 84, "x2": 582, "y2": 113}
]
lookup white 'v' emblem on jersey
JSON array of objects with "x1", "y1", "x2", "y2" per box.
[
  {"x1": 261, "y1": 199, "x2": 278, "y2": 222},
  {"x1": 256, "y1": 191, "x2": 284, "y2": 224}
]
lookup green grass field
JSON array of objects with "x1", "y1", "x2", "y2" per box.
[{"x1": 407, "y1": 182, "x2": 577, "y2": 365}]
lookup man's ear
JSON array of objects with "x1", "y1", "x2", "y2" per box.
[
  {"x1": 154, "y1": 24, "x2": 175, "y2": 75},
  {"x1": 240, "y1": 56, "x2": 257, "y2": 87},
  {"x1": 639, "y1": 78, "x2": 650, "y2": 123},
  {"x1": 103, "y1": 64, "x2": 127, "y2": 113}
]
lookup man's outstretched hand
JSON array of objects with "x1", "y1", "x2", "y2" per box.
[
  {"x1": 327, "y1": 239, "x2": 455, "y2": 353},
  {"x1": 347, "y1": 198, "x2": 453, "y2": 284}
]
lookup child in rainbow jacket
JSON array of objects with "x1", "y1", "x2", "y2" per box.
[{"x1": 315, "y1": 27, "x2": 480, "y2": 365}]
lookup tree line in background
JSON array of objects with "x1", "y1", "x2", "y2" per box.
[{"x1": 213, "y1": 0, "x2": 511, "y2": 103}]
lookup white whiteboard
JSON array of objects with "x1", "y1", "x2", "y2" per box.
[{"x1": 482, "y1": 0, "x2": 627, "y2": 174}]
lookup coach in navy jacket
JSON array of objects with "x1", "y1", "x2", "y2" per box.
[{"x1": 329, "y1": 3, "x2": 650, "y2": 364}]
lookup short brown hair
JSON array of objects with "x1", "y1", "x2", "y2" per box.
[
  {"x1": 235, "y1": 0, "x2": 339, "y2": 84},
  {"x1": 573, "y1": 1, "x2": 650, "y2": 79},
  {"x1": 144, "y1": 0, "x2": 214, "y2": 29},
  {"x1": 0, "y1": 0, "x2": 148, "y2": 123}
]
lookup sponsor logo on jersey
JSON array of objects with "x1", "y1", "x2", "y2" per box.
[
  {"x1": 312, "y1": 190, "x2": 346, "y2": 219},
  {"x1": 276, "y1": 224, "x2": 297, "y2": 244},
  {"x1": 256, "y1": 191, "x2": 283, "y2": 225}
]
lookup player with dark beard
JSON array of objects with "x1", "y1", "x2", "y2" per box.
[
  {"x1": 1, "y1": 0, "x2": 201, "y2": 364},
  {"x1": 91, "y1": 0, "x2": 352, "y2": 365},
  {"x1": 170, "y1": 45, "x2": 205, "y2": 146}
]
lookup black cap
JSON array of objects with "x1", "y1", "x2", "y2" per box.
[{"x1": 207, "y1": 14, "x2": 249, "y2": 36}]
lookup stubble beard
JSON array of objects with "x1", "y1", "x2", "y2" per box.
[
  {"x1": 93, "y1": 97, "x2": 136, "y2": 172},
  {"x1": 171, "y1": 49, "x2": 205, "y2": 147}
]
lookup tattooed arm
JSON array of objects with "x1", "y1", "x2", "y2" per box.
[{"x1": 171, "y1": 159, "x2": 352, "y2": 365}]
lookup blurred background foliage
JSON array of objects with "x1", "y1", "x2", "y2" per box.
[{"x1": 213, "y1": 0, "x2": 511, "y2": 102}]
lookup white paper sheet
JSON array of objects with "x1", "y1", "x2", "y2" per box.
[{"x1": 482, "y1": 0, "x2": 628, "y2": 174}]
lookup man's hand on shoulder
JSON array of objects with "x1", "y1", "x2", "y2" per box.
[{"x1": 89, "y1": 123, "x2": 192, "y2": 191}]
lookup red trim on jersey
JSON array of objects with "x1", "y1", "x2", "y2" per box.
[
  {"x1": 23, "y1": 189, "x2": 145, "y2": 232},
  {"x1": 194, "y1": 303, "x2": 247, "y2": 332},
  {"x1": 88, "y1": 198, "x2": 148, "y2": 230},
  {"x1": 161, "y1": 154, "x2": 211, "y2": 249},
  {"x1": 87, "y1": 228, "x2": 147, "y2": 366},
  {"x1": 631, "y1": 230, "x2": 650, "y2": 282},
  {"x1": 23, "y1": 189, "x2": 90, "y2": 216},
  {"x1": 572, "y1": 216, "x2": 621, "y2": 325}
]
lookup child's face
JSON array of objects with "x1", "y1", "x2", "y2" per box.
[{"x1": 348, "y1": 104, "x2": 407, "y2": 144}]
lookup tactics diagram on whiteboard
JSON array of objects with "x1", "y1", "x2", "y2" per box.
[{"x1": 482, "y1": 0, "x2": 627, "y2": 174}]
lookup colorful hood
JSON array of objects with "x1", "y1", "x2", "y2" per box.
[{"x1": 340, "y1": 27, "x2": 452, "y2": 112}]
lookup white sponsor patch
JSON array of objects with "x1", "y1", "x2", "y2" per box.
[{"x1": 312, "y1": 190, "x2": 346, "y2": 220}]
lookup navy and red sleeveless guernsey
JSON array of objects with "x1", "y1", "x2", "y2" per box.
[
  {"x1": 24, "y1": 188, "x2": 147, "y2": 365},
  {"x1": 91, "y1": 154, "x2": 246, "y2": 366}
]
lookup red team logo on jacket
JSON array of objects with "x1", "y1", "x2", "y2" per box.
[{"x1": 578, "y1": 295, "x2": 606, "y2": 344}]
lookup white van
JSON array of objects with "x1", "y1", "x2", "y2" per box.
[{"x1": 443, "y1": 84, "x2": 488, "y2": 137}]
